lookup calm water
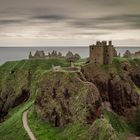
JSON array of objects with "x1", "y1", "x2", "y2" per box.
[{"x1": 0, "y1": 46, "x2": 140, "y2": 65}]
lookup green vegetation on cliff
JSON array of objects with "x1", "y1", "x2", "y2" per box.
[
  {"x1": 0, "y1": 59, "x2": 69, "y2": 140},
  {"x1": 28, "y1": 108, "x2": 120, "y2": 140},
  {"x1": 28, "y1": 108, "x2": 88, "y2": 140},
  {"x1": 0, "y1": 57, "x2": 140, "y2": 140},
  {"x1": 0, "y1": 101, "x2": 33, "y2": 140},
  {"x1": 0, "y1": 58, "x2": 69, "y2": 70}
]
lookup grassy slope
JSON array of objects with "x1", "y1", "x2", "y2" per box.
[
  {"x1": 28, "y1": 108, "x2": 122, "y2": 140},
  {"x1": 0, "y1": 100, "x2": 33, "y2": 140},
  {"x1": 0, "y1": 58, "x2": 69, "y2": 71},
  {"x1": 28, "y1": 108, "x2": 89, "y2": 140},
  {"x1": 0, "y1": 57, "x2": 140, "y2": 140},
  {"x1": 28, "y1": 108, "x2": 134, "y2": 140},
  {"x1": 0, "y1": 58, "x2": 69, "y2": 140},
  {"x1": 27, "y1": 57, "x2": 140, "y2": 140}
]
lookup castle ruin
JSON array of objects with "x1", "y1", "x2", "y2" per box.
[
  {"x1": 89, "y1": 41, "x2": 115, "y2": 64},
  {"x1": 29, "y1": 50, "x2": 64, "y2": 59},
  {"x1": 123, "y1": 50, "x2": 140, "y2": 59}
]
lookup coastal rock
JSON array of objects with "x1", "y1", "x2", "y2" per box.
[
  {"x1": 81, "y1": 62, "x2": 140, "y2": 119},
  {"x1": 0, "y1": 70, "x2": 30, "y2": 122},
  {"x1": 35, "y1": 71, "x2": 101, "y2": 126},
  {"x1": 85, "y1": 119, "x2": 119, "y2": 140},
  {"x1": 130, "y1": 68, "x2": 140, "y2": 88},
  {"x1": 108, "y1": 74, "x2": 139, "y2": 117}
]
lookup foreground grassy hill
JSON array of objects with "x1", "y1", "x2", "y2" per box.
[
  {"x1": 0, "y1": 101, "x2": 33, "y2": 140},
  {"x1": 0, "y1": 58, "x2": 69, "y2": 140},
  {"x1": 0, "y1": 57, "x2": 140, "y2": 140}
]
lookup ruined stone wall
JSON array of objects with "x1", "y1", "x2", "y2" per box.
[
  {"x1": 89, "y1": 45, "x2": 104, "y2": 64},
  {"x1": 89, "y1": 41, "x2": 114, "y2": 65},
  {"x1": 124, "y1": 51, "x2": 140, "y2": 59},
  {"x1": 133, "y1": 52, "x2": 140, "y2": 59},
  {"x1": 103, "y1": 46, "x2": 113, "y2": 64}
]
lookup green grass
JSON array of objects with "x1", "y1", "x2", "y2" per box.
[
  {"x1": 28, "y1": 108, "x2": 62, "y2": 140},
  {"x1": 103, "y1": 110, "x2": 129, "y2": 133},
  {"x1": 134, "y1": 85, "x2": 140, "y2": 95},
  {"x1": 128, "y1": 109, "x2": 140, "y2": 135},
  {"x1": 0, "y1": 58, "x2": 81, "y2": 140},
  {"x1": 0, "y1": 58, "x2": 70, "y2": 140},
  {"x1": 113, "y1": 57, "x2": 140, "y2": 67},
  {"x1": 28, "y1": 108, "x2": 125, "y2": 140},
  {"x1": 1, "y1": 57, "x2": 140, "y2": 140},
  {"x1": 74, "y1": 58, "x2": 87, "y2": 66},
  {"x1": 99, "y1": 57, "x2": 140, "y2": 74},
  {"x1": 87, "y1": 118, "x2": 119, "y2": 140},
  {"x1": 28, "y1": 108, "x2": 88, "y2": 140},
  {"x1": 0, "y1": 100, "x2": 34, "y2": 140},
  {"x1": 0, "y1": 58, "x2": 69, "y2": 71}
]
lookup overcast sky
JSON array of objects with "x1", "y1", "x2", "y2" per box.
[{"x1": 0, "y1": 0, "x2": 140, "y2": 46}]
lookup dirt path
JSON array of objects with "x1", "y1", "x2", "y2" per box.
[
  {"x1": 22, "y1": 110, "x2": 37, "y2": 140},
  {"x1": 127, "y1": 134, "x2": 139, "y2": 140}
]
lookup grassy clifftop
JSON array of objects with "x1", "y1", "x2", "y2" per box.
[
  {"x1": 0, "y1": 58, "x2": 69, "y2": 70},
  {"x1": 0, "y1": 58, "x2": 69, "y2": 140},
  {"x1": 0, "y1": 57, "x2": 140, "y2": 140}
]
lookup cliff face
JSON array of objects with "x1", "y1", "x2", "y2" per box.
[
  {"x1": 1, "y1": 58, "x2": 140, "y2": 139},
  {"x1": 0, "y1": 59, "x2": 69, "y2": 122},
  {"x1": 81, "y1": 59, "x2": 140, "y2": 119},
  {"x1": 0, "y1": 69, "x2": 30, "y2": 122},
  {"x1": 33, "y1": 58, "x2": 140, "y2": 139},
  {"x1": 35, "y1": 71, "x2": 101, "y2": 126}
]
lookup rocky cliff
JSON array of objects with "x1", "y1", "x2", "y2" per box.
[
  {"x1": 0, "y1": 59, "x2": 69, "y2": 122},
  {"x1": 81, "y1": 58, "x2": 140, "y2": 120},
  {"x1": 34, "y1": 58, "x2": 140, "y2": 139},
  {"x1": 35, "y1": 71, "x2": 101, "y2": 126},
  {"x1": 1, "y1": 58, "x2": 140, "y2": 139},
  {"x1": 0, "y1": 67, "x2": 30, "y2": 122}
]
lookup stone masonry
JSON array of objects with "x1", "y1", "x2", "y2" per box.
[{"x1": 89, "y1": 41, "x2": 114, "y2": 64}]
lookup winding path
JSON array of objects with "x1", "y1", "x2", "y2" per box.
[
  {"x1": 22, "y1": 109, "x2": 140, "y2": 140},
  {"x1": 127, "y1": 134, "x2": 139, "y2": 140},
  {"x1": 22, "y1": 110, "x2": 37, "y2": 140}
]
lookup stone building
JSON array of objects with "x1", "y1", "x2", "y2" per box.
[
  {"x1": 29, "y1": 50, "x2": 45, "y2": 59},
  {"x1": 123, "y1": 50, "x2": 131, "y2": 58},
  {"x1": 133, "y1": 51, "x2": 140, "y2": 58},
  {"x1": 29, "y1": 50, "x2": 64, "y2": 59},
  {"x1": 29, "y1": 50, "x2": 81, "y2": 61},
  {"x1": 123, "y1": 50, "x2": 140, "y2": 59},
  {"x1": 89, "y1": 41, "x2": 115, "y2": 64}
]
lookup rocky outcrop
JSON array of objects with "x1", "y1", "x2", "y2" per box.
[
  {"x1": 0, "y1": 88, "x2": 29, "y2": 122},
  {"x1": 130, "y1": 68, "x2": 140, "y2": 88},
  {"x1": 0, "y1": 70, "x2": 30, "y2": 122},
  {"x1": 81, "y1": 119, "x2": 119, "y2": 140},
  {"x1": 1, "y1": 58, "x2": 140, "y2": 139},
  {"x1": 0, "y1": 58, "x2": 69, "y2": 122},
  {"x1": 108, "y1": 74, "x2": 139, "y2": 117},
  {"x1": 81, "y1": 62, "x2": 140, "y2": 119},
  {"x1": 35, "y1": 71, "x2": 101, "y2": 126}
]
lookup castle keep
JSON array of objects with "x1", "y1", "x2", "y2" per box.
[{"x1": 89, "y1": 41, "x2": 114, "y2": 64}]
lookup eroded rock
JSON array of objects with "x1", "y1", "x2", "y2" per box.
[
  {"x1": 35, "y1": 71, "x2": 101, "y2": 126},
  {"x1": 82, "y1": 62, "x2": 140, "y2": 119}
]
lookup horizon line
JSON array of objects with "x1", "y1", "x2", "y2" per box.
[{"x1": 0, "y1": 45, "x2": 140, "y2": 47}]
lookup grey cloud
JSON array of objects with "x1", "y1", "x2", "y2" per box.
[
  {"x1": 74, "y1": 32, "x2": 109, "y2": 35},
  {"x1": 31, "y1": 14, "x2": 69, "y2": 21},
  {"x1": 69, "y1": 14, "x2": 140, "y2": 30},
  {"x1": 84, "y1": 0, "x2": 140, "y2": 6},
  {"x1": 0, "y1": 0, "x2": 140, "y2": 45},
  {"x1": 0, "y1": 19, "x2": 25, "y2": 25}
]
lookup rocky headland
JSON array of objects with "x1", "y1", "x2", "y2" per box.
[{"x1": 0, "y1": 58, "x2": 140, "y2": 140}]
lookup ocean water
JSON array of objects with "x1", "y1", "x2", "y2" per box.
[{"x1": 0, "y1": 46, "x2": 140, "y2": 65}]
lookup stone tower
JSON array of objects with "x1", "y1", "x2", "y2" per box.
[
  {"x1": 29, "y1": 51, "x2": 33, "y2": 59},
  {"x1": 89, "y1": 41, "x2": 114, "y2": 64}
]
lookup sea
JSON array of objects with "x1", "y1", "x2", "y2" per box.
[{"x1": 0, "y1": 46, "x2": 140, "y2": 65}]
